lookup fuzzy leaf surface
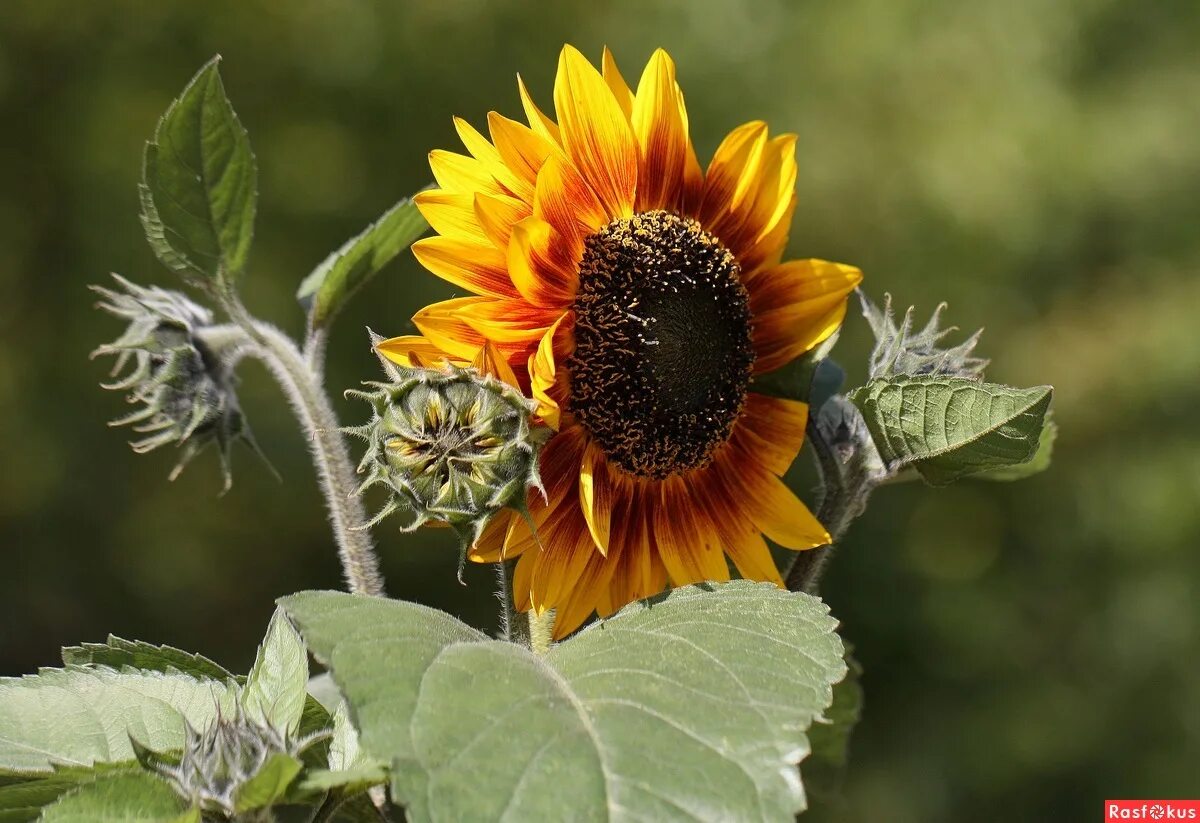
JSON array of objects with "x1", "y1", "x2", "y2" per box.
[
  {"x1": 849, "y1": 375, "x2": 1053, "y2": 485},
  {"x1": 37, "y1": 772, "x2": 191, "y2": 822},
  {"x1": 60, "y1": 638, "x2": 233, "y2": 682},
  {"x1": 232, "y1": 752, "x2": 303, "y2": 813},
  {"x1": 0, "y1": 668, "x2": 237, "y2": 773},
  {"x1": 977, "y1": 412, "x2": 1058, "y2": 481},
  {"x1": 139, "y1": 56, "x2": 256, "y2": 290},
  {"x1": 241, "y1": 608, "x2": 308, "y2": 735},
  {"x1": 280, "y1": 581, "x2": 845, "y2": 822},
  {"x1": 296, "y1": 197, "x2": 428, "y2": 327}
]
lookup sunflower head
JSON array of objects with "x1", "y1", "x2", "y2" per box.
[
  {"x1": 379, "y1": 45, "x2": 863, "y2": 636},
  {"x1": 346, "y1": 359, "x2": 548, "y2": 554}
]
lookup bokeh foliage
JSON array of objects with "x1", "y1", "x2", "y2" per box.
[{"x1": 1, "y1": 1, "x2": 1197, "y2": 821}]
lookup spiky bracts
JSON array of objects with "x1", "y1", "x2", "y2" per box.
[
  {"x1": 146, "y1": 707, "x2": 327, "y2": 817},
  {"x1": 91, "y1": 274, "x2": 262, "y2": 490},
  {"x1": 345, "y1": 363, "x2": 549, "y2": 572},
  {"x1": 861, "y1": 291, "x2": 990, "y2": 380}
]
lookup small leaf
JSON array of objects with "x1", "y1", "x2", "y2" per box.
[
  {"x1": 241, "y1": 608, "x2": 308, "y2": 735},
  {"x1": 327, "y1": 704, "x2": 363, "y2": 773},
  {"x1": 282, "y1": 582, "x2": 846, "y2": 822},
  {"x1": 0, "y1": 770, "x2": 105, "y2": 822},
  {"x1": 0, "y1": 668, "x2": 237, "y2": 773},
  {"x1": 140, "y1": 56, "x2": 256, "y2": 293},
  {"x1": 849, "y1": 375, "x2": 1053, "y2": 485},
  {"x1": 751, "y1": 328, "x2": 841, "y2": 406},
  {"x1": 38, "y1": 772, "x2": 188, "y2": 822},
  {"x1": 232, "y1": 752, "x2": 302, "y2": 813},
  {"x1": 297, "y1": 196, "x2": 429, "y2": 327},
  {"x1": 977, "y1": 412, "x2": 1057, "y2": 481},
  {"x1": 60, "y1": 637, "x2": 233, "y2": 682},
  {"x1": 802, "y1": 649, "x2": 863, "y2": 808},
  {"x1": 296, "y1": 764, "x2": 387, "y2": 795}
]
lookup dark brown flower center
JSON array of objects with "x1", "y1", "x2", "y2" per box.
[{"x1": 568, "y1": 210, "x2": 755, "y2": 479}]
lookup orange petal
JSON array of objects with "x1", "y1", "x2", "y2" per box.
[
  {"x1": 488, "y1": 111, "x2": 558, "y2": 198},
  {"x1": 601, "y1": 46, "x2": 635, "y2": 120},
  {"x1": 699, "y1": 121, "x2": 768, "y2": 227},
  {"x1": 533, "y1": 153, "x2": 608, "y2": 243},
  {"x1": 715, "y1": 448, "x2": 829, "y2": 550},
  {"x1": 528, "y1": 313, "x2": 572, "y2": 430},
  {"x1": 709, "y1": 133, "x2": 797, "y2": 261},
  {"x1": 374, "y1": 335, "x2": 458, "y2": 369},
  {"x1": 631, "y1": 48, "x2": 689, "y2": 212},
  {"x1": 749, "y1": 259, "x2": 863, "y2": 373},
  {"x1": 473, "y1": 192, "x2": 530, "y2": 250},
  {"x1": 454, "y1": 296, "x2": 558, "y2": 345},
  {"x1": 428, "y1": 149, "x2": 505, "y2": 196},
  {"x1": 411, "y1": 297, "x2": 489, "y2": 360},
  {"x1": 553, "y1": 45, "x2": 638, "y2": 220},
  {"x1": 508, "y1": 216, "x2": 579, "y2": 308},
  {"x1": 517, "y1": 73, "x2": 561, "y2": 145},
  {"x1": 470, "y1": 340, "x2": 521, "y2": 388},
  {"x1": 692, "y1": 469, "x2": 784, "y2": 585},
  {"x1": 454, "y1": 116, "x2": 533, "y2": 202},
  {"x1": 654, "y1": 476, "x2": 730, "y2": 586},
  {"x1": 530, "y1": 504, "x2": 594, "y2": 615},
  {"x1": 467, "y1": 511, "x2": 512, "y2": 563},
  {"x1": 411, "y1": 236, "x2": 518, "y2": 299},
  {"x1": 733, "y1": 393, "x2": 809, "y2": 477},
  {"x1": 414, "y1": 189, "x2": 489, "y2": 244}
]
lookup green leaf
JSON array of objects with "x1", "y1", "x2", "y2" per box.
[
  {"x1": 751, "y1": 329, "x2": 841, "y2": 405},
  {"x1": 0, "y1": 770, "x2": 108, "y2": 822},
  {"x1": 231, "y1": 752, "x2": 302, "y2": 813},
  {"x1": 140, "y1": 55, "x2": 256, "y2": 292},
  {"x1": 240, "y1": 608, "x2": 308, "y2": 735},
  {"x1": 0, "y1": 668, "x2": 237, "y2": 773},
  {"x1": 977, "y1": 412, "x2": 1057, "y2": 481},
  {"x1": 296, "y1": 196, "x2": 428, "y2": 327},
  {"x1": 60, "y1": 637, "x2": 233, "y2": 682},
  {"x1": 848, "y1": 375, "x2": 1053, "y2": 485},
  {"x1": 38, "y1": 772, "x2": 188, "y2": 822},
  {"x1": 802, "y1": 649, "x2": 863, "y2": 808},
  {"x1": 327, "y1": 704, "x2": 362, "y2": 773},
  {"x1": 281, "y1": 582, "x2": 846, "y2": 822},
  {"x1": 296, "y1": 764, "x2": 386, "y2": 795}
]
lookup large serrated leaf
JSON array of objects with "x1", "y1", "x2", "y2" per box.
[
  {"x1": 296, "y1": 196, "x2": 428, "y2": 327},
  {"x1": 848, "y1": 375, "x2": 1053, "y2": 485},
  {"x1": 240, "y1": 608, "x2": 308, "y2": 735},
  {"x1": 37, "y1": 772, "x2": 191, "y2": 822},
  {"x1": 139, "y1": 55, "x2": 256, "y2": 291},
  {"x1": 60, "y1": 638, "x2": 233, "y2": 682},
  {"x1": 280, "y1": 581, "x2": 846, "y2": 822},
  {"x1": 0, "y1": 668, "x2": 237, "y2": 774}
]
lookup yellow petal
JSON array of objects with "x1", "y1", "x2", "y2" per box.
[
  {"x1": 749, "y1": 259, "x2": 863, "y2": 373},
  {"x1": 700, "y1": 121, "x2": 768, "y2": 225},
  {"x1": 454, "y1": 116, "x2": 533, "y2": 202},
  {"x1": 428, "y1": 149, "x2": 505, "y2": 196},
  {"x1": 528, "y1": 313, "x2": 571, "y2": 429},
  {"x1": 601, "y1": 46, "x2": 634, "y2": 120},
  {"x1": 411, "y1": 297, "x2": 489, "y2": 360},
  {"x1": 411, "y1": 236, "x2": 517, "y2": 298},
  {"x1": 414, "y1": 189, "x2": 488, "y2": 244},
  {"x1": 470, "y1": 340, "x2": 520, "y2": 388},
  {"x1": 733, "y1": 393, "x2": 809, "y2": 477},
  {"x1": 717, "y1": 451, "x2": 829, "y2": 550},
  {"x1": 473, "y1": 192, "x2": 529, "y2": 250},
  {"x1": 507, "y1": 217, "x2": 579, "y2": 308},
  {"x1": 488, "y1": 111, "x2": 558, "y2": 198},
  {"x1": 517, "y1": 73, "x2": 561, "y2": 145},
  {"x1": 532, "y1": 153, "x2": 607, "y2": 243},
  {"x1": 578, "y1": 441, "x2": 618, "y2": 555},
  {"x1": 631, "y1": 48, "x2": 689, "y2": 212},
  {"x1": 374, "y1": 335, "x2": 458, "y2": 369},
  {"x1": 553, "y1": 45, "x2": 637, "y2": 220}
]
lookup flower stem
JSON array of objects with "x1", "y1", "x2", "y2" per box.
[
  {"x1": 223, "y1": 296, "x2": 385, "y2": 598},
  {"x1": 495, "y1": 558, "x2": 526, "y2": 644}
]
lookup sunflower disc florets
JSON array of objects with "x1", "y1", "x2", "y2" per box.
[
  {"x1": 346, "y1": 363, "x2": 548, "y2": 568},
  {"x1": 148, "y1": 708, "x2": 326, "y2": 817},
  {"x1": 91, "y1": 274, "x2": 259, "y2": 489}
]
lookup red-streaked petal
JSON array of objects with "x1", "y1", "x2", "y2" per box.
[
  {"x1": 733, "y1": 393, "x2": 809, "y2": 477},
  {"x1": 631, "y1": 48, "x2": 689, "y2": 212},
  {"x1": 749, "y1": 259, "x2": 863, "y2": 373},
  {"x1": 411, "y1": 236, "x2": 518, "y2": 298}
]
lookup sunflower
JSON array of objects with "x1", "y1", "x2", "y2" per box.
[{"x1": 379, "y1": 45, "x2": 862, "y2": 638}]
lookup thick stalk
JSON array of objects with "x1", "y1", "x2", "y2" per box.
[
  {"x1": 526, "y1": 609, "x2": 555, "y2": 655},
  {"x1": 495, "y1": 558, "x2": 527, "y2": 644},
  {"x1": 224, "y1": 297, "x2": 384, "y2": 597}
]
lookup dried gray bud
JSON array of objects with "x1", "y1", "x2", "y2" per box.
[
  {"x1": 860, "y1": 291, "x2": 989, "y2": 380},
  {"x1": 90, "y1": 274, "x2": 264, "y2": 491}
]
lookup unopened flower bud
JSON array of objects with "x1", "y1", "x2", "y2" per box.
[
  {"x1": 861, "y1": 291, "x2": 989, "y2": 380},
  {"x1": 346, "y1": 362, "x2": 549, "y2": 573},
  {"x1": 90, "y1": 274, "x2": 262, "y2": 490}
]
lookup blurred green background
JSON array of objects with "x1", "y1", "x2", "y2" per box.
[{"x1": 2, "y1": 1, "x2": 1198, "y2": 820}]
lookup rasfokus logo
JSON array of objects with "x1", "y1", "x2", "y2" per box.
[{"x1": 1106, "y1": 801, "x2": 1200, "y2": 820}]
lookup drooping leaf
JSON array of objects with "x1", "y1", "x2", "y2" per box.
[
  {"x1": 231, "y1": 752, "x2": 303, "y2": 813},
  {"x1": 240, "y1": 608, "x2": 308, "y2": 735},
  {"x1": 977, "y1": 412, "x2": 1057, "y2": 481},
  {"x1": 280, "y1": 581, "x2": 846, "y2": 822},
  {"x1": 296, "y1": 764, "x2": 387, "y2": 795},
  {"x1": 60, "y1": 638, "x2": 233, "y2": 682},
  {"x1": 296, "y1": 196, "x2": 428, "y2": 327},
  {"x1": 848, "y1": 375, "x2": 1053, "y2": 485},
  {"x1": 37, "y1": 772, "x2": 190, "y2": 822},
  {"x1": 140, "y1": 56, "x2": 256, "y2": 293},
  {"x1": 0, "y1": 668, "x2": 237, "y2": 773}
]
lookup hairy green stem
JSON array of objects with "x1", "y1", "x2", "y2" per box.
[
  {"x1": 223, "y1": 296, "x2": 385, "y2": 597},
  {"x1": 496, "y1": 558, "x2": 527, "y2": 645},
  {"x1": 527, "y1": 609, "x2": 555, "y2": 655}
]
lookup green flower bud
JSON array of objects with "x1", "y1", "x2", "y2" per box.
[
  {"x1": 861, "y1": 291, "x2": 989, "y2": 380},
  {"x1": 346, "y1": 363, "x2": 549, "y2": 573},
  {"x1": 146, "y1": 708, "x2": 326, "y2": 817},
  {"x1": 90, "y1": 274, "x2": 263, "y2": 491}
]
